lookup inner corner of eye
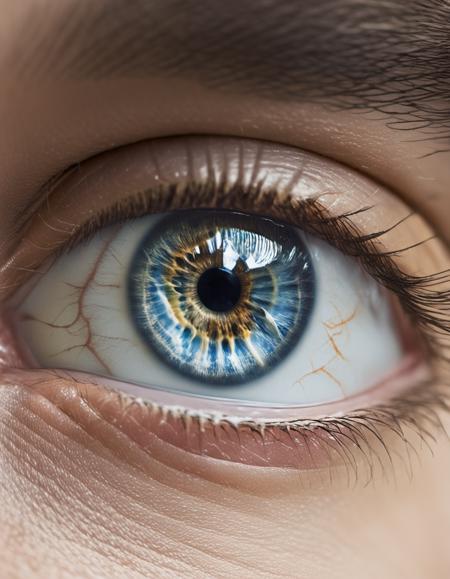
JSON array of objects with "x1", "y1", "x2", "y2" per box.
[{"x1": 8, "y1": 207, "x2": 425, "y2": 411}]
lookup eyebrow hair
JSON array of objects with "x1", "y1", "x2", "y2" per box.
[{"x1": 13, "y1": 0, "x2": 450, "y2": 145}]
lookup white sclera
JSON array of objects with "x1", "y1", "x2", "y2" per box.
[{"x1": 16, "y1": 215, "x2": 404, "y2": 405}]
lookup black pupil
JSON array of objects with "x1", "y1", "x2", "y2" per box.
[{"x1": 197, "y1": 267, "x2": 242, "y2": 313}]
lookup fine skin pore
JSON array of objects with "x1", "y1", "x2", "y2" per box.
[{"x1": 1, "y1": 1, "x2": 450, "y2": 578}]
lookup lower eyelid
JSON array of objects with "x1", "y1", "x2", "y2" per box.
[
  {"x1": 0, "y1": 135, "x2": 433, "y2": 300},
  {"x1": 0, "y1": 369, "x2": 303, "y2": 488},
  {"x1": 0, "y1": 354, "x2": 434, "y2": 478}
]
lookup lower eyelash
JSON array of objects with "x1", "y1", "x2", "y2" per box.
[
  {"x1": 109, "y1": 380, "x2": 450, "y2": 484},
  {"x1": 10, "y1": 367, "x2": 446, "y2": 485}
]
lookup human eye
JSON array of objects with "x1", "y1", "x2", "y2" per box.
[{"x1": 2, "y1": 136, "x2": 449, "y2": 476}]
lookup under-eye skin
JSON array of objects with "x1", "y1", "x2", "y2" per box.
[{"x1": 1, "y1": 136, "x2": 449, "y2": 476}]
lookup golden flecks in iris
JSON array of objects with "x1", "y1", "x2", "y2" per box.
[
  {"x1": 149, "y1": 223, "x2": 257, "y2": 348},
  {"x1": 131, "y1": 210, "x2": 307, "y2": 382}
]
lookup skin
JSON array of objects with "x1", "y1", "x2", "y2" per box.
[{"x1": 0, "y1": 1, "x2": 449, "y2": 578}]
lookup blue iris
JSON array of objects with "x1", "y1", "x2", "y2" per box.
[{"x1": 128, "y1": 211, "x2": 315, "y2": 384}]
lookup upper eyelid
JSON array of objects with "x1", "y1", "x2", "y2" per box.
[
  {"x1": 9, "y1": 131, "x2": 446, "y2": 258},
  {"x1": 8, "y1": 133, "x2": 416, "y2": 238},
  {"x1": 2, "y1": 136, "x2": 447, "y2": 363},
  {"x1": 6, "y1": 134, "x2": 420, "y2": 240},
  {"x1": 0, "y1": 136, "x2": 445, "y2": 306},
  {"x1": 1, "y1": 136, "x2": 440, "y2": 253}
]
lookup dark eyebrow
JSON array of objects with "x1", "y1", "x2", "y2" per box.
[{"x1": 13, "y1": 0, "x2": 450, "y2": 141}]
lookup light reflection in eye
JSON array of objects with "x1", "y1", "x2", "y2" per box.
[
  {"x1": 129, "y1": 210, "x2": 315, "y2": 385},
  {"x1": 12, "y1": 209, "x2": 409, "y2": 406}
]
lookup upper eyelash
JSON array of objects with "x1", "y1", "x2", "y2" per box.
[
  {"x1": 300, "y1": 201, "x2": 450, "y2": 362},
  {"x1": 53, "y1": 173, "x2": 449, "y2": 363},
  {"x1": 11, "y1": 168, "x2": 450, "y2": 372}
]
